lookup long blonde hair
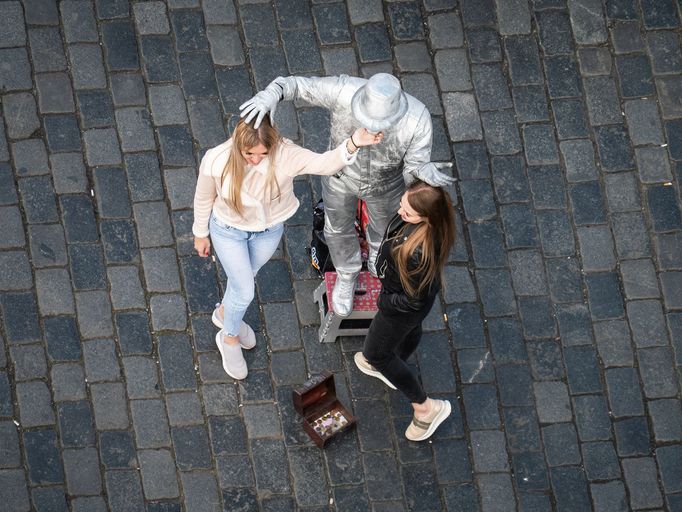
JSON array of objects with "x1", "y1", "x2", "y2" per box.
[
  {"x1": 393, "y1": 181, "x2": 456, "y2": 297},
  {"x1": 221, "y1": 116, "x2": 281, "y2": 217}
]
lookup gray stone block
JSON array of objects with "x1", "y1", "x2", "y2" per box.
[
  {"x1": 494, "y1": 0, "x2": 531, "y2": 34},
  {"x1": 620, "y1": 259, "x2": 659, "y2": 299},
  {"x1": 635, "y1": 146, "x2": 672, "y2": 183},
  {"x1": 133, "y1": 201, "x2": 174, "y2": 247},
  {"x1": 165, "y1": 391, "x2": 203, "y2": 425},
  {"x1": 105, "y1": 470, "x2": 145, "y2": 512},
  {"x1": 243, "y1": 403, "x2": 282, "y2": 438},
  {"x1": 622, "y1": 457, "x2": 663, "y2": 510},
  {"x1": 443, "y1": 93, "x2": 482, "y2": 142},
  {"x1": 2, "y1": 93, "x2": 40, "y2": 139},
  {"x1": 612, "y1": 212, "x2": 650, "y2": 260},
  {"x1": 604, "y1": 172, "x2": 641, "y2": 212},
  {"x1": 0, "y1": 421, "x2": 21, "y2": 468},
  {"x1": 138, "y1": 449, "x2": 180, "y2": 499},
  {"x1": 181, "y1": 472, "x2": 221, "y2": 512},
  {"x1": 11, "y1": 139, "x2": 50, "y2": 177},
  {"x1": 28, "y1": 27, "x2": 67, "y2": 72},
  {"x1": 560, "y1": 140, "x2": 598, "y2": 182},
  {"x1": 75, "y1": 290, "x2": 114, "y2": 339},
  {"x1": 435, "y1": 49, "x2": 471, "y2": 91},
  {"x1": 481, "y1": 110, "x2": 522, "y2": 155},
  {"x1": 321, "y1": 47, "x2": 358, "y2": 77},
  {"x1": 83, "y1": 338, "x2": 121, "y2": 382},
  {"x1": 133, "y1": 1, "x2": 170, "y2": 35},
  {"x1": 0, "y1": 48, "x2": 32, "y2": 91},
  {"x1": 401, "y1": 74, "x2": 442, "y2": 116},
  {"x1": 107, "y1": 266, "x2": 146, "y2": 310},
  {"x1": 533, "y1": 381, "x2": 572, "y2": 423},
  {"x1": 83, "y1": 128, "x2": 122, "y2": 166},
  {"x1": 67, "y1": 44, "x2": 107, "y2": 89},
  {"x1": 202, "y1": 0, "x2": 237, "y2": 24},
  {"x1": 637, "y1": 346, "x2": 678, "y2": 398},
  {"x1": 63, "y1": 447, "x2": 102, "y2": 495},
  {"x1": 577, "y1": 226, "x2": 616, "y2": 271},
  {"x1": 150, "y1": 294, "x2": 187, "y2": 331},
  {"x1": 187, "y1": 98, "x2": 226, "y2": 149},
  {"x1": 149, "y1": 85, "x2": 187, "y2": 126},
  {"x1": 395, "y1": 42, "x2": 431, "y2": 73},
  {"x1": 471, "y1": 430, "x2": 510, "y2": 472},
  {"x1": 50, "y1": 153, "x2": 88, "y2": 194},
  {"x1": 568, "y1": 0, "x2": 607, "y2": 44},
  {"x1": 206, "y1": 25, "x2": 244, "y2": 66},
  {"x1": 60, "y1": 0, "x2": 98, "y2": 42},
  {"x1": 627, "y1": 299, "x2": 669, "y2": 347},
  {"x1": 0, "y1": 251, "x2": 32, "y2": 291},
  {"x1": 158, "y1": 334, "x2": 196, "y2": 390},
  {"x1": 509, "y1": 250, "x2": 548, "y2": 296},
  {"x1": 649, "y1": 399, "x2": 682, "y2": 442},
  {"x1": 477, "y1": 473, "x2": 515, "y2": 512},
  {"x1": 131, "y1": 399, "x2": 171, "y2": 448},
  {"x1": 110, "y1": 73, "x2": 147, "y2": 106},
  {"x1": 123, "y1": 357, "x2": 161, "y2": 399},
  {"x1": 0, "y1": 470, "x2": 30, "y2": 511},
  {"x1": 115, "y1": 107, "x2": 156, "y2": 152},
  {"x1": 35, "y1": 73, "x2": 76, "y2": 114},
  {"x1": 661, "y1": 271, "x2": 682, "y2": 309},
  {"x1": 0, "y1": 2, "x2": 26, "y2": 48},
  {"x1": 142, "y1": 247, "x2": 181, "y2": 292},
  {"x1": 347, "y1": 0, "x2": 383, "y2": 24},
  {"x1": 10, "y1": 344, "x2": 47, "y2": 381},
  {"x1": 623, "y1": 99, "x2": 664, "y2": 145},
  {"x1": 90, "y1": 382, "x2": 129, "y2": 429},
  {"x1": 16, "y1": 381, "x2": 55, "y2": 427},
  {"x1": 0, "y1": 206, "x2": 25, "y2": 249},
  {"x1": 594, "y1": 317, "x2": 632, "y2": 366},
  {"x1": 655, "y1": 76, "x2": 682, "y2": 118},
  {"x1": 428, "y1": 12, "x2": 463, "y2": 49},
  {"x1": 577, "y1": 47, "x2": 612, "y2": 75},
  {"x1": 35, "y1": 268, "x2": 74, "y2": 315},
  {"x1": 584, "y1": 76, "x2": 622, "y2": 125},
  {"x1": 51, "y1": 363, "x2": 87, "y2": 401}
]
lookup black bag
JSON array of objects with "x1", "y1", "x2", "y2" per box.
[{"x1": 310, "y1": 200, "x2": 334, "y2": 276}]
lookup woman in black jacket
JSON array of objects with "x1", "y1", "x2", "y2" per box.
[{"x1": 354, "y1": 180, "x2": 456, "y2": 441}]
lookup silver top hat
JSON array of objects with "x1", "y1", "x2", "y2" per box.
[{"x1": 351, "y1": 73, "x2": 408, "y2": 132}]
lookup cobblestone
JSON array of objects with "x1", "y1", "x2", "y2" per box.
[{"x1": 0, "y1": 4, "x2": 677, "y2": 511}]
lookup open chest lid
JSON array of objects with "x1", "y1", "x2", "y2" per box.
[{"x1": 292, "y1": 370, "x2": 338, "y2": 417}]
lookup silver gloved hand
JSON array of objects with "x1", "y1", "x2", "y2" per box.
[
  {"x1": 412, "y1": 162, "x2": 455, "y2": 187},
  {"x1": 239, "y1": 78, "x2": 285, "y2": 129}
]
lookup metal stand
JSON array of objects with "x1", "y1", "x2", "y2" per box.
[{"x1": 313, "y1": 271, "x2": 380, "y2": 343}]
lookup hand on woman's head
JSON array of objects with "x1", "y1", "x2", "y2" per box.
[{"x1": 352, "y1": 127, "x2": 384, "y2": 147}]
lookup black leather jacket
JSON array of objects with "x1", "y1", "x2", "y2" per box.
[{"x1": 374, "y1": 214, "x2": 440, "y2": 316}]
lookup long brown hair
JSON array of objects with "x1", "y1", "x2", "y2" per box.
[
  {"x1": 221, "y1": 116, "x2": 281, "y2": 217},
  {"x1": 393, "y1": 180, "x2": 456, "y2": 297}
]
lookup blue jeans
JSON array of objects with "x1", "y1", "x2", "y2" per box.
[{"x1": 209, "y1": 214, "x2": 284, "y2": 336}]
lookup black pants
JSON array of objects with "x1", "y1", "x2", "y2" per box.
[{"x1": 362, "y1": 309, "x2": 428, "y2": 404}]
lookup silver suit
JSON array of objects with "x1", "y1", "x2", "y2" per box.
[{"x1": 278, "y1": 75, "x2": 433, "y2": 280}]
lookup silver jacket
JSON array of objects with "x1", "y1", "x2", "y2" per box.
[{"x1": 278, "y1": 75, "x2": 433, "y2": 196}]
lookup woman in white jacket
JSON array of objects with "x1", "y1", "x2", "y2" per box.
[{"x1": 192, "y1": 116, "x2": 382, "y2": 379}]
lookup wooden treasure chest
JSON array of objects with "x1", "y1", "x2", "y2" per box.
[{"x1": 292, "y1": 371, "x2": 356, "y2": 448}]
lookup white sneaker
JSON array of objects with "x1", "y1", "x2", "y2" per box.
[
  {"x1": 215, "y1": 331, "x2": 248, "y2": 380},
  {"x1": 354, "y1": 352, "x2": 396, "y2": 390},
  {"x1": 212, "y1": 305, "x2": 256, "y2": 350},
  {"x1": 332, "y1": 276, "x2": 356, "y2": 317}
]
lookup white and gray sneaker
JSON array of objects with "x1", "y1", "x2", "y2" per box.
[
  {"x1": 212, "y1": 304, "x2": 256, "y2": 349},
  {"x1": 215, "y1": 331, "x2": 248, "y2": 380},
  {"x1": 332, "y1": 276, "x2": 356, "y2": 317}
]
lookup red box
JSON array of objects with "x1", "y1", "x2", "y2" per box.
[{"x1": 292, "y1": 371, "x2": 356, "y2": 448}]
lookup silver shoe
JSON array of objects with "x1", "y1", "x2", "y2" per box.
[
  {"x1": 367, "y1": 258, "x2": 378, "y2": 278},
  {"x1": 332, "y1": 276, "x2": 356, "y2": 317}
]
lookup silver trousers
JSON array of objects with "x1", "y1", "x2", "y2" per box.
[{"x1": 321, "y1": 174, "x2": 404, "y2": 281}]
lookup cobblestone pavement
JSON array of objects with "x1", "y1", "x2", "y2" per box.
[{"x1": 0, "y1": 0, "x2": 681, "y2": 510}]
